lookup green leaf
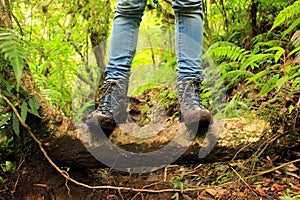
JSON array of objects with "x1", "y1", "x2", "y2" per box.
[
  {"x1": 292, "y1": 77, "x2": 300, "y2": 88},
  {"x1": 28, "y1": 95, "x2": 40, "y2": 117},
  {"x1": 271, "y1": 0, "x2": 300, "y2": 31},
  {"x1": 265, "y1": 47, "x2": 285, "y2": 63},
  {"x1": 246, "y1": 70, "x2": 268, "y2": 85},
  {"x1": 276, "y1": 76, "x2": 289, "y2": 90},
  {"x1": 12, "y1": 112, "x2": 20, "y2": 137},
  {"x1": 0, "y1": 113, "x2": 12, "y2": 127},
  {"x1": 0, "y1": 29, "x2": 26, "y2": 92},
  {"x1": 282, "y1": 17, "x2": 300, "y2": 37},
  {"x1": 21, "y1": 101, "x2": 28, "y2": 122},
  {"x1": 258, "y1": 74, "x2": 280, "y2": 97},
  {"x1": 241, "y1": 53, "x2": 273, "y2": 70},
  {"x1": 287, "y1": 46, "x2": 300, "y2": 57}
]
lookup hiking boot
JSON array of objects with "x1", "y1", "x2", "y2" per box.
[
  {"x1": 87, "y1": 78, "x2": 129, "y2": 132},
  {"x1": 176, "y1": 76, "x2": 212, "y2": 129}
]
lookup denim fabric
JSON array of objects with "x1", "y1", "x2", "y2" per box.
[{"x1": 105, "y1": 0, "x2": 203, "y2": 80}]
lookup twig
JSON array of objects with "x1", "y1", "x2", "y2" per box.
[
  {"x1": 10, "y1": 174, "x2": 20, "y2": 194},
  {"x1": 229, "y1": 164, "x2": 258, "y2": 196},
  {"x1": 118, "y1": 189, "x2": 125, "y2": 200},
  {"x1": 142, "y1": 182, "x2": 161, "y2": 189},
  {"x1": 33, "y1": 183, "x2": 48, "y2": 188},
  {"x1": 0, "y1": 93, "x2": 232, "y2": 193},
  {"x1": 255, "y1": 127, "x2": 300, "y2": 159},
  {"x1": 16, "y1": 155, "x2": 25, "y2": 172},
  {"x1": 247, "y1": 158, "x2": 300, "y2": 179},
  {"x1": 231, "y1": 141, "x2": 257, "y2": 161},
  {"x1": 131, "y1": 192, "x2": 142, "y2": 200}
]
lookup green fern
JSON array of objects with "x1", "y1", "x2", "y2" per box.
[
  {"x1": 28, "y1": 95, "x2": 40, "y2": 117},
  {"x1": 0, "y1": 29, "x2": 27, "y2": 92},
  {"x1": 21, "y1": 101, "x2": 28, "y2": 122},
  {"x1": 0, "y1": 113, "x2": 11, "y2": 127},
  {"x1": 291, "y1": 30, "x2": 300, "y2": 48},
  {"x1": 252, "y1": 39, "x2": 282, "y2": 54},
  {"x1": 240, "y1": 53, "x2": 274, "y2": 70},
  {"x1": 271, "y1": 0, "x2": 300, "y2": 31},
  {"x1": 224, "y1": 70, "x2": 254, "y2": 88},
  {"x1": 206, "y1": 42, "x2": 251, "y2": 63},
  {"x1": 12, "y1": 113, "x2": 20, "y2": 137},
  {"x1": 258, "y1": 74, "x2": 280, "y2": 97},
  {"x1": 282, "y1": 17, "x2": 300, "y2": 37}
]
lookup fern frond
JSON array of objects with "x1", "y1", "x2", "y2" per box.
[
  {"x1": 258, "y1": 74, "x2": 280, "y2": 97},
  {"x1": 12, "y1": 112, "x2": 20, "y2": 137},
  {"x1": 271, "y1": 0, "x2": 300, "y2": 31},
  {"x1": 291, "y1": 30, "x2": 300, "y2": 47},
  {"x1": 217, "y1": 62, "x2": 240, "y2": 75},
  {"x1": 21, "y1": 101, "x2": 28, "y2": 122},
  {"x1": 0, "y1": 28, "x2": 27, "y2": 92},
  {"x1": 28, "y1": 95, "x2": 40, "y2": 117},
  {"x1": 223, "y1": 70, "x2": 254, "y2": 89},
  {"x1": 0, "y1": 113, "x2": 11, "y2": 127},
  {"x1": 241, "y1": 53, "x2": 274, "y2": 70},
  {"x1": 252, "y1": 40, "x2": 282, "y2": 54},
  {"x1": 282, "y1": 18, "x2": 300, "y2": 37},
  {"x1": 206, "y1": 42, "x2": 251, "y2": 63}
]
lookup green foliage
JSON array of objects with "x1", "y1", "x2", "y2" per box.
[
  {"x1": 206, "y1": 28, "x2": 300, "y2": 117},
  {"x1": 0, "y1": 113, "x2": 11, "y2": 127},
  {"x1": 280, "y1": 196, "x2": 300, "y2": 200},
  {"x1": 9, "y1": 0, "x2": 113, "y2": 117},
  {"x1": 0, "y1": 29, "x2": 27, "y2": 91},
  {"x1": 271, "y1": 0, "x2": 300, "y2": 32},
  {"x1": 0, "y1": 161, "x2": 16, "y2": 173}
]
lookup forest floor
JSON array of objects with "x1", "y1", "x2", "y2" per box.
[{"x1": 0, "y1": 88, "x2": 299, "y2": 200}]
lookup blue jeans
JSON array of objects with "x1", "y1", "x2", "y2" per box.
[{"x1": 105, "y1": 0, "x2": 204, "y2": 80}]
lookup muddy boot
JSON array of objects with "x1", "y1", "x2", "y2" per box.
[
  {"x1": 176, "y1": 76, "x2": 212, "y2": 131},
  {"x1": 87, "y1": 78, "x2": 129, "y2": 134}
]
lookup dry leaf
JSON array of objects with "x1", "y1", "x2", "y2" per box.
[
  {"x1": 262, "y1": 178, "x2": 272, "y2": 187},
  {"x1": 282, "y1": 163, "x2": 299, "y2": 172},
  {"x1": 255, "y1": 187, "x2": 266, "y2": 196},
  {"x1": 237, "y1": 192, "x2": 245, "y2": 197},
  {"x1": 206, "y1": 188, "x2": 218, "y2": 197},
  {"x1": 271, "y1": 183, "x2": 284, "y2": 191},
  {"x1": 291, "y1": 185, "x2": 300, "y2": 192}
]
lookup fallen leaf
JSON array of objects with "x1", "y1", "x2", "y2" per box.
[
  {"x1": 262, "y1": 178, "x2": 272, "y2": 187},
  {"x1": 282, "y1": 163, "x2": 299, "y2": 172},
  {"x1": 271, "y1": 183, "x2": 285, "y2": 191},
  {"x1": 291, "y1": 185, "x2": 300, "y2": 192},
  {"x1": 286, "y1": 171, "x2": 300, "y2": 179},
  {"x1": 206, "y1": 188, "x2": 218, "y2": 197},
  {"x1": 255, "y1": 187, "x2": 266, "y2": 196},
  {"x1": 237, "y1": 192, "x2": 245, "y2": 197},
  {"x1": 182, "y1": 194, "x2": 193, "y2": 200}
]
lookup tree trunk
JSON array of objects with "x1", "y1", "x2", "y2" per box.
[
  {"x1": 250, "y1": 0, "x2": 258, "y2": 36},
  {"x1": 0, "y1": 0, "x2": 12, "y2": 29}
]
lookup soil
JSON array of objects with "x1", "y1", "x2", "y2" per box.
[
  {"x1": 1, "y1": 150, "x2": 299, "y2": 200},
  {"x1": 1, "y1": 88, "x2": 299, "y2": 200}
]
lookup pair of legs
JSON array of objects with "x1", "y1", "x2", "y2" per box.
[
  {"x1": 105, "y1": 0, "x2": 204, "y2": 80},
  {"x1": 94, "y1": 0, "x2": 211, "y2": 132}
]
